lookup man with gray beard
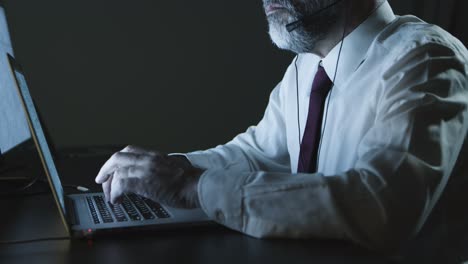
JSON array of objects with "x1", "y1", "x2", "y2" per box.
[{"x1": 95, "y1": 0, "x2": 468, "y2": 250}]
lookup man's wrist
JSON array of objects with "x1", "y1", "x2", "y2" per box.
[
  {"x1": 167, "y1": 154, "x2": 192, "y2": 168},
  {"x1": 183, "y1": 168, "x2": 204, "y2": 208},
  {"x1": 188, "y1": 177, "x2": 201, "y2": 208},
  {"x1": 189, "y1": 168, "x2": 205, "y2": 208},
  {"x1": 167, "y1": 154, "x2": 204, "y2": 208}
]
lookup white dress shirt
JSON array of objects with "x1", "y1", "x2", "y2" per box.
[{"x1": 179, "y1": 2, "x2": 468, "y2": 249}]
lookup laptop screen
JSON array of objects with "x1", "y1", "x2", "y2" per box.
[
  {"x1": 0, "y1": 55, "x2": 30, "y2": 155},
  {"x1": 0, "y1": 5, "x2": 26, "y2": 155},
  {"x1": 0, "y1": 4, "x2": 12, "y2": 51},
  {"x1": 6, "y1": 54, "x2": 68, "y2": 220}
]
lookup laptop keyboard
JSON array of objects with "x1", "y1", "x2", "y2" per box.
[
  {"x1": 94, "y1": 196, "x2": 114, "y2": 223},
  {"x1": 127, "y1": 194, "x2": 155, "y2": 220},
  {"x1": 86, "y1": 194, "x2": 170, "y2": 224}
]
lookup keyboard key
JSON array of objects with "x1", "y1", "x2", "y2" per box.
[
  {"x1": 142, "y1": 197, "x2": 171, "y2": 218},
  {"x1": 127, "y1": 194, "x2": 155, "y2": 220},
  {"x1": 121, "y1": 196, "x2": 141, "y2": 221},
  {"x1": 93, "y1": 196, "x2": 114, "y2": 223},
  {"x1": 86, "y1": 197, "x2": 100, "y2": 224},
  {"x1": 109, "y1": 203, "x2": 128, "y2": 222}
]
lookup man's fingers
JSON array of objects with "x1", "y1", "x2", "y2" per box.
[
  {"x1": 102, "y1": 174, "x2": 113, "y2": 202},
  {"x1": 95, "y1": 152, "x2": 150, "y2": 184},
  {"x1": 121, "y1": 145, "x2": 146, "y2": 154},
  {"x1": 109, "y1": 167, "x2": 128, "y2": 204},
  {"x1": 121, "y1": 145, "x2": 159, "y2": 156},
  {"x1": 109, "y1": 167, "x2": 141, "y2": 204}
]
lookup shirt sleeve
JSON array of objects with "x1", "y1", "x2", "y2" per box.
[
  {"x1": 196, "y1": 43, "x2": 468, "y2": 250},
  {"x1": 177, "y1": 81, "x2": 291, "y2": 173}
]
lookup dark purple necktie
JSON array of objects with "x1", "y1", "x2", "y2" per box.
[{"x1": 297, "y1": 65, "x2": 333, "y2": 173}]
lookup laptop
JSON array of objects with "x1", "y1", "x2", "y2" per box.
[{"x1": 5, "y1": 53, "x2": 213, "y2": 238}]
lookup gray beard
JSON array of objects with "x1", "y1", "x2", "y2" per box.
[
  {"x1": 267, "y1": 13, "x2": 325, "y2": 54},
  {"x1": 266, "y1": 1, "x2": 340, "y2": 54}
]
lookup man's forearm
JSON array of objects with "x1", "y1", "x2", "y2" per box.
[{"x1": 197, "y1": 169, "x2": 346, "y2": 241}]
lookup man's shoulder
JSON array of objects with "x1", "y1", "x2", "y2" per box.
[{"x1": 374, "y1": 15, "x2": 468, "y2": 61}]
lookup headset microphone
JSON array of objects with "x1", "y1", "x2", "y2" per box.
[
  {"x1": 293, "y1": 0, "x2": 349, "y2": 173},
  {"x1": 286, "y1": 0, "x2": 345, "y2": 32}
]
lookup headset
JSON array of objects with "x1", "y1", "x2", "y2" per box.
[
  {"x1": 286, "y1": 0, "x2": 346, "y2": 32},
  {"x1": 292, "y1": 0, "x2": 349, "y2": 173}
]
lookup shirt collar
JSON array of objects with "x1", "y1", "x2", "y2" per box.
[{"x1": 321, "y1": 1, "x2": 396, "y2": 87}]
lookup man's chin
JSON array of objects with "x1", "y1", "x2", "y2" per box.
[
  {"x1": 270, "y1": 35, "x2": 291, "y2": 51},
  {"x1": 268, "y1": 23, "x2": 293, "y2": 51}
]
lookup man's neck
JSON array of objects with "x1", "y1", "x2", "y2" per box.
[{"x1": 313, "y1": 0, "x2": 384, "y2": 58}]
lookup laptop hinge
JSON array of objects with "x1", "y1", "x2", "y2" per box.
[{"x1": 65, "y1": 196, "x2": 80, "y2": 226}]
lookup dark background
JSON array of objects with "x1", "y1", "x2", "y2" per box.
[{"x1": 2, "y1": 0, "x2": 467, "y2": 153}]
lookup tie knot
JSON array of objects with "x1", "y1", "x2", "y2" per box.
[{"x1": 311, "y1": 65, "x2": 333, "y2": 93}]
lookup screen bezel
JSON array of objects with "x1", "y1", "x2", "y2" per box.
[{"x1": 6, "y1": 53, "x2": 71, "y2": 236}]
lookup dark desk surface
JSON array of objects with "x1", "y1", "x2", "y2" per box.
[{"x1": 0, "y1": 148, "x2": 467, "y2": 264}]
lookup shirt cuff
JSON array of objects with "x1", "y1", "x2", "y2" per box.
[
  {"x1": 168, "y1": 152, "x2": 211, "y2": 169},
  {"x1": 197, "y1": 169, "x2": 249, "y2": 232}
]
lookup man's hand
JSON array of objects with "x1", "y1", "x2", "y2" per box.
[{"x1": 95, "y1": 145, "x2": 204, "y2": 209}]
